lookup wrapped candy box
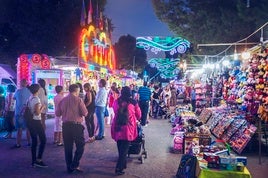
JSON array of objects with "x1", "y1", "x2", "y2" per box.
[{"x1": 203, "y1": 153, "x2": 220, "y2": 169}]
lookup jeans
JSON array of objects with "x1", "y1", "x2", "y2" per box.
[
  {"x1": 139, "y1": 101, "x2": 149, "y2": 126},
  {"x1": 95, "y1": 106, "x2": 105, "y2": 138},
  {"x1": 191, "y1": 99, "x2": 196, "y2": 112},
  {"x1": 85, "y1": 110, "x2": 95, "y2": 138},
  {"x1": 62, "y1": 122, "x2": 85, "y2": 171},
  {"x1": 152, "y1": 100, "x2": 160, "y2": 118},
  {"x1": 28, "y1": 120, "x2": 46, "y2": 164},
  {"x1": 116, "y1": 140, "x2": 130, "y2": 171}
]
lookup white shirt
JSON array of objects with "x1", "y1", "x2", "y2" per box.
[
  {"x1": 95, "y1": 87, "x2": 108, "y2": 107},
  {"x1": 38, "y1": 87, "x2": 48, "y2": 113},
  {"x1": 29, "y1": 96, "x2": 41, "y2": 120}
]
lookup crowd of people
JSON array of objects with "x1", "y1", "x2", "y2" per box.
[{"x1": 0, "y1": 79, "x2": 192, "y2": 175}]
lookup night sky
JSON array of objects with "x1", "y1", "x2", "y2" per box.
[{"x1": 105, "y1": 0, "x2": 174, "y2": 44}]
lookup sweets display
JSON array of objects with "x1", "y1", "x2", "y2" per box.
[{"x1": 229, "y1": 124, "x2": 257, "y2": 154}]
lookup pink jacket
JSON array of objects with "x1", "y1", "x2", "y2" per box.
[{"x1": 111, "y1": 100, "x2": 141, "y2": 141}]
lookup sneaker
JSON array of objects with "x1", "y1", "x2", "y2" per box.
[
  {"x1": 115, "y1": 169, "x2": 125, "y2": 175},
  {"x1": 57, "y1": 143, "x2": 63, "y2": 146},
  {"x1": 34, "y1": 160, "x2": 48, "y2": 168},
  {"x1": 73, "y1": 167, "x2": 83, "y2": 173},
  {"x1": 95, "y1": 136, "x2": 104, "y2": 140},
  {"x1": 86, "y1": 137, "x2": 95, "y2": 143},
  {"x1": 68, "y1": 166, "x2": 83, "y2": 173},
  {"x1": 11, "y1": 144, "x2": 21, "y2": 149}
]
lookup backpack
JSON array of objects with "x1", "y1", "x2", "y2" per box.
[
  {"x1": 22, "y1": 99, "x2": 34, "y2": 125},
  {"x1": 176, "y1": 154, "x2": 197, "y2": 178}
]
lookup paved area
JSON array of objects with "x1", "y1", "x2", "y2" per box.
[{"x1": 0, "y1": 117, "x2": 268, "y2": 178}]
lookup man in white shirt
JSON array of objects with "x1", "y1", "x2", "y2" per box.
[{"x1": 95, "y1": 79, "x2": 108, "y2": 140}]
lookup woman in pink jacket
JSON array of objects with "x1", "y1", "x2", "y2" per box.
[{"x1": 111, "y1": 86, "x2": 141, "y2": 175}]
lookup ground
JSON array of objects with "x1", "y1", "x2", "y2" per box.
[{"x1": 0, "y1": 117, "x2": 267, "y2": 178}]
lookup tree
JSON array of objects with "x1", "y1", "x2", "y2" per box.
[
  {"x1": 0, "y1": 0, "x2": 108, "y2": 67},
  {"x1": 152, "y1": 0, "x2": 268, "y2": 55},
  {"x1": 114, "y1": 34, "x2": 147, "y2": 74}
]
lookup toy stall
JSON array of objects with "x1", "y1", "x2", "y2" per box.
[
  {"x1": 170, "y1": 105, "x2": 253, "y2": 178},
  {"x1": 169, "y1": 43, "x2": 268, "y2": 177}
]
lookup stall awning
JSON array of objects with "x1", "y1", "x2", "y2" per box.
[{"x1": 0, "y1": 64, "x2": 16, "y2": 79}]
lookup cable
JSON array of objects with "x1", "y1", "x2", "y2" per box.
[{"x1": 209, "y1": 22, "x2": 268, "y2": 58}]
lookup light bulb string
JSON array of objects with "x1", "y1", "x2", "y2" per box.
[{"x1": 210, "y1": 21, "x2": 268, "y2": 58}]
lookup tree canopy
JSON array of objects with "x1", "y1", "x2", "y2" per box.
[
  {"x1": 0, "y1": 0, "x2": 107, "y2": 67},
  {"x1": 152, "y1": 0, "x2": 268, "y2": 55},
  {"x1": 114, "y1": 34, "x2": 147, "y2": 74}
]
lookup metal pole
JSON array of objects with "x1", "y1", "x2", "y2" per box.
[
  {"x1": 197, "y1": 42, "x2": 258, "y2": 47},
  {"x1": 258, "y1": 117, "x2": 262, "y2": 164},
  {"x1": 133, "y1": 56, "x2": 135, "y2": 72}
]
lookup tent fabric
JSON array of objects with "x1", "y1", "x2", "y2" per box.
[{"x1": 0, "y1": 64, "x2": 16, "y2": 79}]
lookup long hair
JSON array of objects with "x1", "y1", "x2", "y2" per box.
[
  {"x1": 116, "y1": 86, "x2": 132, "y2": 126},
  {"x1": 38, "y1": 79, "x2": 47, "y2": 96}
]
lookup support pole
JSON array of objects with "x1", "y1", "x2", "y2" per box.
[{"x1": 258, "y1": 117, "x2": 262, "y2": 165}]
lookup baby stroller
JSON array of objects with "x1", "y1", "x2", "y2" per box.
[
  {"x1": 158, "y1": 100, "x2": 170, "y2": 119},
  {"x1": 128, "y1": 124, "x2": 148, "y2": 163}
]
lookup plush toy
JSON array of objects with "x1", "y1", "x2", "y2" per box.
[
  {"x1": 244, "y1": 86, "x2": 254, "y2": 102},
  {"x1": 258, "y1": 103, "x2": 268, "y2": 122},
  {"x1": 250, "y1": 56, "x2": 260, "y2": 71},
  {"x1": 255, "y1": 89, "x2": 264, "y2": 101},
  {"x1": 247, "y1": 72, "x2": 255, "y2": 85}
]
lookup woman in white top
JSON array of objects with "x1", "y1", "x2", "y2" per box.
[
  {"x1": 28, "y1": 84, "x2": 47, "y2": 168},
  {"x1": 38, "y1": 79, "x2": 48, "y2": 130},
  {"x1": 161, "y1": 86, "x2": 171, "y2": 108}
]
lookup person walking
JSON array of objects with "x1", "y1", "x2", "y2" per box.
[
  {"x1": 76, "y1": 83, "x2": 85, "y2": 100},
  {"x1": 170, "y1": 85, "x2": 177, "y2": 107},
  {"x1": 38, "y1": 79, "x2": 48, "y2": 130},
  {"x1": 83, "y1": 83, "x2": 96, "y2": 143},
  {"x1": 161, "y1": 85, "x2": 171, "y2": 109},
  {"x1": 191, "y1": 87, "x2": 196, "y2": 112},
  {"x1": 55, "y1": 84, "x2": 88, "y2": 173},
  {"x1": 27, "y1": 84, "x2": 47, "y2": 168},
  {"x1": 151, "y1": 86, "x2": 161, "y2": 119},
  {"x1": 137, "y1": 82, "x2": 151, "y2": 126},
  {"x1": 94, "y1": 79, "x2": 108, "y2": 140},
  {"x1": 3, "y1": 85, "x2": 16, "y2": 139},
  {"x1": 13, "y1": 79, "x2": 31, "y2": 148},
  {"x1": 107, "y1": 86, "x2": 119, "y2": 125},
  {"x1": 53, "y1": 85, "x2": 64, "y2": 146},
  {"x1": 111, "y1": 86, "x2": 141, "y2": 175}
]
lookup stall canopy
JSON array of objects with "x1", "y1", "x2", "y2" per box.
[{"x1": 0, "y1": 64, "x2": 16, "y2": 79}]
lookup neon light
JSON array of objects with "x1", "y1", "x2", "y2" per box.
[
  {"x1": 79, "y1": 25, "x2": 116, "y2": 70},
  {"x1": 17, "y1": 54, "x2": 51, "y2": 87},
  {"x1": 148, "y1": 58, "x2": 180, "y2": 79},
  {"x1": 136, "y1": 36, "x2": 190, "y2": 55}
]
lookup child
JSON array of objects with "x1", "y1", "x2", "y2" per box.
[{"x1": 53, "y1": 85, "x2": 64, "y2": 146}]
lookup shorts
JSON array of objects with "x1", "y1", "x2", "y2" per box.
[
  {"x1": 54, "y1": 116, "x2": 63, "y2": 132},
  {"x1": 15, "y1": 114, "x2": 27, "y2": 129}
]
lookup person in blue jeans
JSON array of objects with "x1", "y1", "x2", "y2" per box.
[
  {"x1": 95, "y1": 79, "x2": 108, "y2": 140},
  {"x1": 138, "y1": 82, "x2": 152, "y2": 126}
]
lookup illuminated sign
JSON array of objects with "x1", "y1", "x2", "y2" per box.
[
  {"x1": 136, "y1": 36, "x2": 190, "y2": 55},
  {"x1": 17, "y1": 54, "x2": 52, "y2": 87},
  {"x1": 148, "y1": 58, "x2": 180, "y2": 79},
  {"x1": 79, "y1": 25, "x2": 116, "y2": 70}
]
